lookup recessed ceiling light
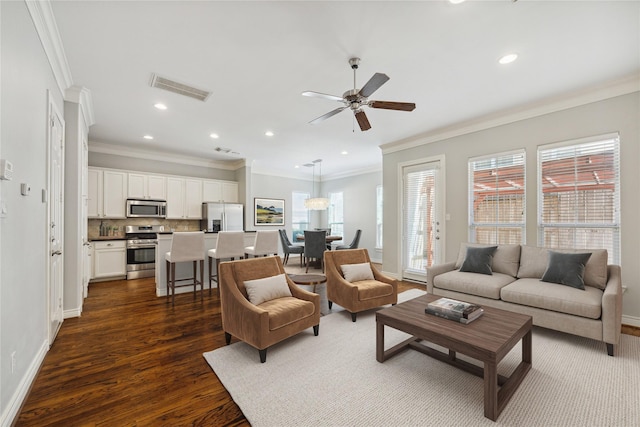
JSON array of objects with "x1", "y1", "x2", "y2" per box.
[
  {"x1": 265, "y1": 131, "x2": 274, "y2": 137},
  {"x1": 294, "y1": 165, "x2": 300, "y2": 169},
  {"x1": 143, "y1": 135, "x2": 154, "y2": 140},
  {"x1": 448, "y1": 0, "x2": 465, "y2": 4},
  {"x1": 499, "y1": 53, "x2": 518, "y2": 65},
  {"x1": 210, "y1": 133, "x2": 219, "y2": 139},
  {"x1": 154, "y1": 103, "x2": 167, "y2": 110},
  {"x1": 341, "y1": 151, "x2": 349, "y2": 155}
]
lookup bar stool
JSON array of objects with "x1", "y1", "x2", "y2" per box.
[
  {"x1": 244, "y1": 230, "x2": 279, "y2": 258},
  {"x1": 208, "y1": 231, "x2": 245, "y2": 296},
  {"x1": 165, "y1": 231, "x2": 205, "y2": 306}
]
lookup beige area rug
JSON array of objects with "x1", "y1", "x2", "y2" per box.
[{"x1": 203, "y1": 289, "x2": 640, "y2": 426}]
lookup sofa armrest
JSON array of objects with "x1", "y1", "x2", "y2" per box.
[
  {"x1": 601, "y1": 264, "x2": 622, "y2": 346},
  {"x1": 426, "y1": 261, "x2": 457, "y2": 294}
]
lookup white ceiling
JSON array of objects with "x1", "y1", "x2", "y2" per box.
[{"x1": 50, "y1": 0, "x2": 640, "y2": 179}]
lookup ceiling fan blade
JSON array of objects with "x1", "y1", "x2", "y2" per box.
[
  {"x1": 302, "y1": 91, "x2": 344, "y2": 102},
  {"x1": 369, "y1": 100, "x2": 416, "y2": 111},
  {"x1": 309, "y1": 106, "x2": 348, "y2": 125},
  {"x1": 354, "y1": 110, "x2": 371, "y2": 131},
  {"x1": 359, "y1": 73, "x2": 390, "y2": 98}
]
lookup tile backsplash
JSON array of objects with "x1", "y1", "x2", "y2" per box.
[{"x1": 88, "y1": 218, "x2": 201, "y2": 239}]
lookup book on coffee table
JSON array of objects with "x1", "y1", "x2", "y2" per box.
[
  {"x1": 425, "y1": 306, "x2": 484, "y2": 324},
  {"x1": 425, "y1": 297, "x2": 483, "y2": 323}
]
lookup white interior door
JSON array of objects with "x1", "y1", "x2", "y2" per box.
[
  {"x1": 48, "y1": 97, "x2": 65, "y2": 344},
  {"x1": 401, "y1": 159, "x2": 444, "y2": 282}
]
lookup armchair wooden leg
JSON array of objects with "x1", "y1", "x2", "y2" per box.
[
  {"x1": 259, "y1": 348, "x2": 267, "y2": 363},
  {"x1": 224, "y1": 332, "x2": 232, "y2": 345},
  {"x1": 328, "y1": 301, "x2": 333, "y2": 309},
  {"x1": 313, "y1": 325, "x2": 319, "y2": 336},
  {"x1": 351, "y1": 312, "x2": 357, "y2": 322}
]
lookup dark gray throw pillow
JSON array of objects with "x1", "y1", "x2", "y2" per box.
[
  {"x1": 541, "y1": 251, "x2": 592, "y2": 290},
  {"x1": 459, "y1": 246, "x2": 498, "y2": 275}
]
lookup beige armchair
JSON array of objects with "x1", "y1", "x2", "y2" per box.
[
  {"x1": 325, "y1": 249, "x2": 398, "y2": 322},
  {"x1": 218, "y1": 256, "x2": 320, "y2": 363}
]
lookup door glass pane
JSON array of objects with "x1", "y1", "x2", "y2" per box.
[{"x1": 403, "y1": 161, "x2": 440, "y2": 280}]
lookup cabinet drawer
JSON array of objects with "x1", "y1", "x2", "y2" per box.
[{"x1": 93, "y1": 240, "x2": 126, "y2": 250}]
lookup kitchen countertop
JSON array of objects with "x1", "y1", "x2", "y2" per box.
[{"x1": 89, "y1": 236, "x2": 126, "y2": 241}]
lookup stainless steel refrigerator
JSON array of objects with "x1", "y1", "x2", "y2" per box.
[{"x1": 201, "y1": 202, "x2": 244, "y2": 232}]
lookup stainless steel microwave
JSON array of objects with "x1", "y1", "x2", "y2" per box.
[{"x1": 126, "y1": 199, "x2": 167, "y2": 218}]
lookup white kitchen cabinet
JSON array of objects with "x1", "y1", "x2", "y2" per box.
[
  {"x1": 166, "y1": 177, "x2": 202, "y2": 219},
  {"x1": 92, "y1": 240, "x2": 126, "y2": 279},
  {"x1": 185, "y1": 179, "x2": 203, "y2": 218},
  {"x1": 128, "y1": 173, "x2": 166, "y2": 200},
  {"x1": 222, "y1": 182, "x2": 238, "y2": 202},
  {"x1": 88, "y1": 168, "x2": 127, "y2": 218},
  {"x1": 202, "y1": 179, "x2": 222, "y2": 202}
]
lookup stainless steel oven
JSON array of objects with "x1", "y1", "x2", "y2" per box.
[{"x1": 125, "y1": 225, "x2": 163, "y2": 279}]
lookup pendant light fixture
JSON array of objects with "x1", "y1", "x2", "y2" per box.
[{"x1": 304, "y1": 159, "x2": 329, "y2": 210}]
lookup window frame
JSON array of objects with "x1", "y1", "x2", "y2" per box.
[
  {"x1": 537, "y1": 133, "x2": 620, "y2": 264},
  {"x1": 291, "y1": 191, "x2": 310, "y2": 241},
  {"x1": 468, "y1": 149, "x2": 526, "y2": 245}
]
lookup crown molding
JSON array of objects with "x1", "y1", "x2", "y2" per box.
[
  {"x1": 89, "y1": 140, "x2": 246, "y2": 170},
  {"x1": 251, "y1": 164, "x2": 381, "y2": 181},
  {"x1": 381, "y1": 73, "x2": 640, "y2": 155},
  {"x1": 65, "y1": 86, "x2": 95, "y2": 127},
  {"x1": 26, "y1": 0, "x2": 73, "y2": 96}
]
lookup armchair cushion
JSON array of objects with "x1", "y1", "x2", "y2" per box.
[
  {"x1": 244, "y1": 273, "x2": 292, "y2": 305},
  {"x1": 341, "y1": 262, "x2": 374, "y2": 282},
  {"x1": 259, "y1": 297, "x2": 316, "y2": 330},
  {"x1": 352, "y1": 279, "x2": 395, "y2": 301}
]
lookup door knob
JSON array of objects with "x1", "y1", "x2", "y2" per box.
[{"x1": 52, "y1": 250, "x2": 62, "y2": 256}]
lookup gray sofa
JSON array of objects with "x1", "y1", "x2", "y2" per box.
[{"x1": 426, "y1": 244, "x2": 622, "y2": 356}]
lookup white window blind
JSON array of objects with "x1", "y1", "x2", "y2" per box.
[
  {"x1": 291, "y1": 191, "x2": 310, "y2": 241},
  {"x1": 468, "y1": 151, "x2": 526, "y2": 244},
  {"x1": 538, "y1": 134, "x2": 620, "y2": 264}
]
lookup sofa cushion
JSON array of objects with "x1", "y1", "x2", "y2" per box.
[
  {"x1": 517, "y1": 246, "x2": 608, "y2": 289},
  {"x1": 541, "y1": 251, "x2": 592, "y2": 290},
  {"x1": 501, "y1": 278, "x2": 602, "y2": 319},
  {"x1": 433, "y1": 270, "x2": 517, "y2": 300},
  {"x1": 243, "y1": 273, "x2": 292, "y2": 306},
  {"x1": 455, "y1": 243, "x2": 521, "y2": 277},
  {"x1": 459, "y1": 246, "x2": 497, "y2": 275}
]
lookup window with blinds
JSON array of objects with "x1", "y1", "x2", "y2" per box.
[
  {"x1": 468, "y1": 151, "x2": 526, "y2": 244},
  {"x1": 538, "y1": 134, "x2": 620, "y2": 264},
  {"x1": 328, "y1": 192, "x2": 344, "y2": 237}
]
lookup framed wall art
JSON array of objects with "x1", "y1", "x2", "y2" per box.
[{"x1": 254, "y1": 198, "x2": 285, "y2": 226}]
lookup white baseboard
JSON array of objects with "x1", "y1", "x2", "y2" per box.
[
  {"x1": 64, "y1": 307, "x2": 81, "y2": 319},
  {"x1": 1, "y1": 340, "x2": 48, "y2": 427},
  {"x1": 622, "y1": 314, "x2": 640, "y2": 328}
]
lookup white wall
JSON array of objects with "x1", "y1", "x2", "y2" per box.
[
  {"x1": 0, "y1": 1, "x2": 64, "y2": 423},
  {"x1": 382, "y1": 92, "x2": 640, "y2": 322},
  {"x1": 248, "y1": 170, "x2": 382, "y2": 261}
]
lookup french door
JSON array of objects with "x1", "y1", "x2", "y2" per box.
[{"x1": 401, "y1": 158, "x2": 444, "y2": 282}]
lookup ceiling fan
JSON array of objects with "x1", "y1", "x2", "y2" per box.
[{"x1": 302, "y1": 57, "x2": 416, "y2": 131}]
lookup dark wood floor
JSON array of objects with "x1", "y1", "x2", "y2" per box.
[
  {"x1": 15, "y1": 275, "x2": 424, "y2": 426},
  {"x1": 15, "y1": 276, "x2": 639, "y2": 426}
]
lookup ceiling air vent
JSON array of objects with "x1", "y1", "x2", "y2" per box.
[{"x1": 149, "y1": 73, "x2": 211, "y2": 102}]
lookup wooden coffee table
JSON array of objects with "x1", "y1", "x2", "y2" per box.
[{"x1": 376, "y1": 294, "x2": 532, "y2": 421}]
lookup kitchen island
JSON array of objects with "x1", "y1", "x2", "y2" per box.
[{"x1": 155, "y1": 232, "x2": 260, "y2": 297}]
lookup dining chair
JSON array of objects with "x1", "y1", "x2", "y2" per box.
[
  {"x1": 278, "y1": 229, "x2": 304, "y2": 266},
  {"x1": 245, "y1": 230, "x2": 279, "y2": 258},
  {"x1": 208, "y1": 231, "x2": 245, "y2": 296},
  {"x1": 336, "y1": 229, "x2": 362, "y2": 250},
  {"x1": 165, "y1": 231, "x2": 205, "y2": 306},
  {"x1": 304, "y1": 230, "x2": 327, "y2": 273}
]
